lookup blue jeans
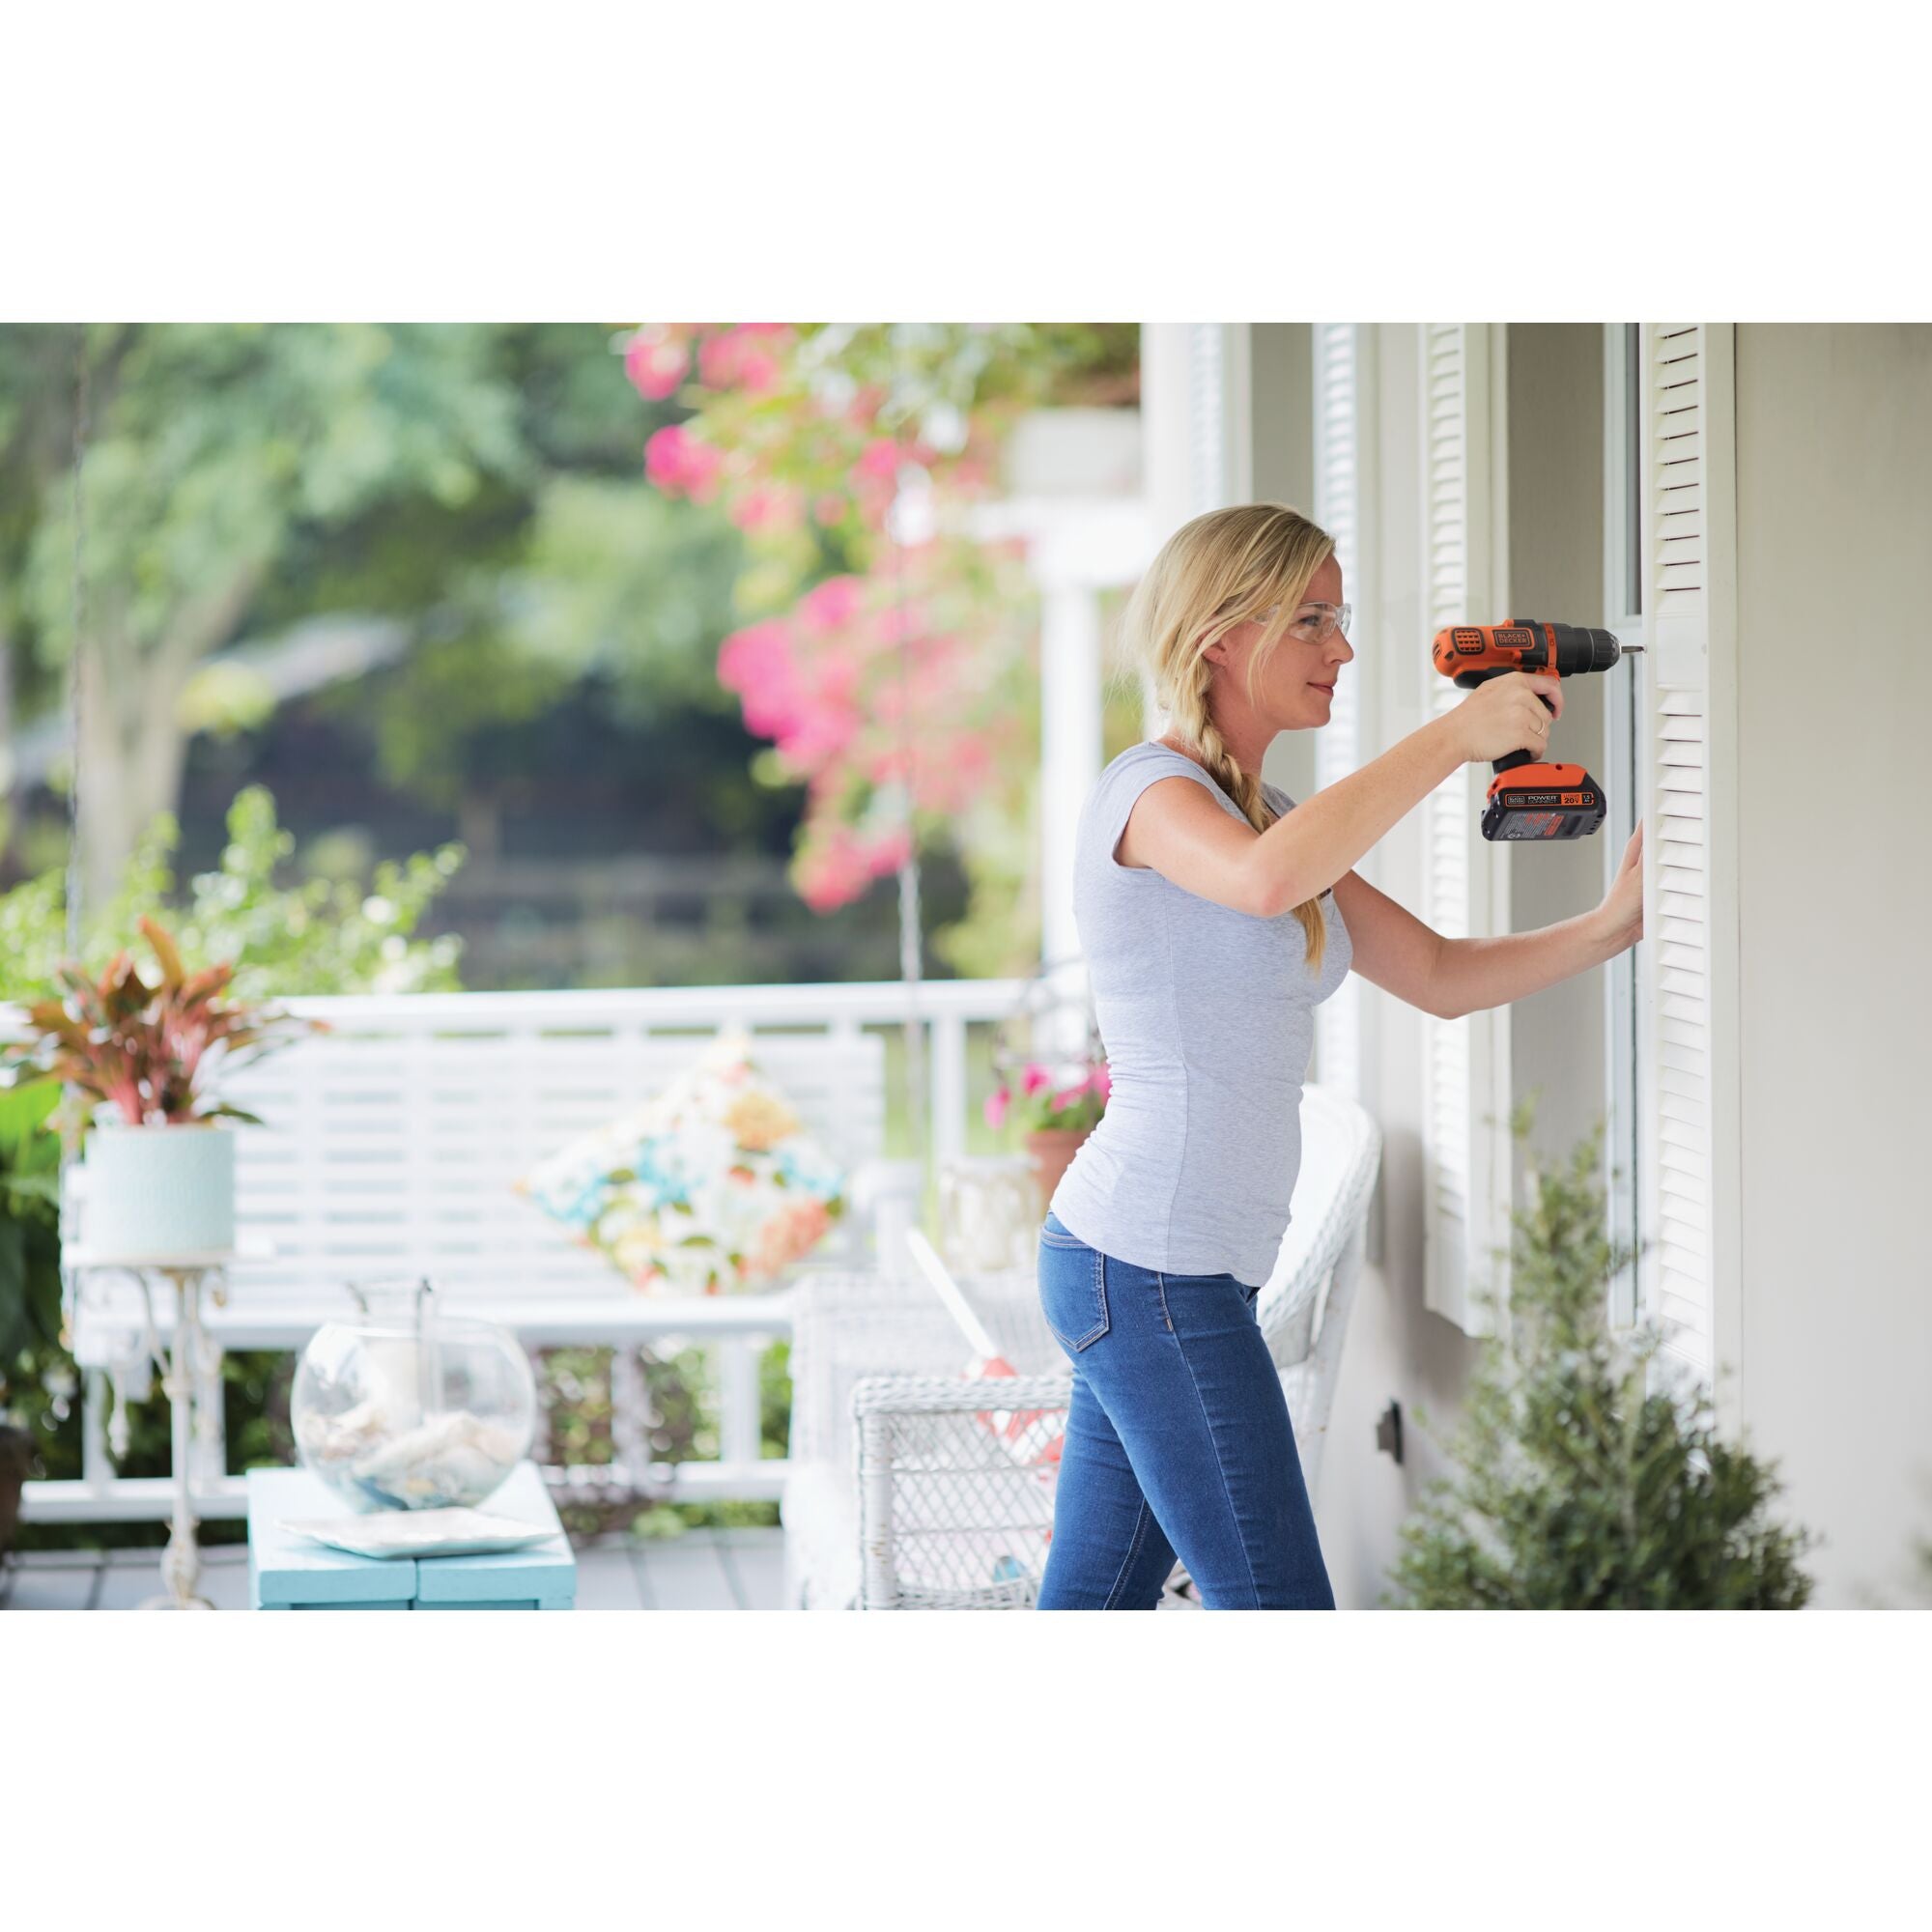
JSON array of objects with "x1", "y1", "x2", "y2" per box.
[{"x1": 1035, "y1": 1209, "x2": 1334, "y2": 1610}]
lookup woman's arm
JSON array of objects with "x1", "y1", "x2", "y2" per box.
[{"x1": 1331, "y1": 822, "x2": 1644, "y2": 1021}]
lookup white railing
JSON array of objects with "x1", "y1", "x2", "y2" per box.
[{"x1": 13, "y1": 975, "x2": 1034, "y2": 1525}]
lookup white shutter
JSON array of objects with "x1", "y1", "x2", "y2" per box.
[
  {"x1": 1417, "y1": 324, "x2": 1514, "y2": 1337},
  {"x1": 1187, "y1": 325, "x2": 1227, "y2": 515},
  {"x1": 1185, "y1": 324, "x2": 1252, "y2": 514},
  {"x1": 1311, "y1": 324, "x2": 1373, "y2": 1103},
  {"x1": 1634, "y1": 324, "x2": 1742, "y2": 1400}
]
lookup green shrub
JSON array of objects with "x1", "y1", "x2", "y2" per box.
[{"x1": 1388, "y1": 1102, "x2": 1813, "y2": 1610}]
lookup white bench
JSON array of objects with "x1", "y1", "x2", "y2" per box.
[{"x1": 44, "y1": 984, "x2": 949, "y2": 1520}]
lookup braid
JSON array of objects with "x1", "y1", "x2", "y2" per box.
[
  {"x1": 1173, "y1": 667, "x2": 1326, "y2": 978},
  {"x1": 1126, "y1": 501, "x2": 1342, "y2": 979}
]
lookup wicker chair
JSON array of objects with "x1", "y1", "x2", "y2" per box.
[
  {"x1": 781, "y1": 1267, "x2": 1064, "y2": 1609},
  {"x1": 783, "y1": 1085, "x2": 1382, "y2": 1610}
]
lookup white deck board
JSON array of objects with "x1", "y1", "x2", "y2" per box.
[{"x1": 632, "y1": 1533, "x2": 740, "y2": 1609}]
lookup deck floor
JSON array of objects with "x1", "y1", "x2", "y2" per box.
[{"x1": 0, "y1": 1527, "x2": 788, "y2": 1611}]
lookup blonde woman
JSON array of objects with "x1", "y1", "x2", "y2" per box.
[{"x1": 1037, "y1": 502, "x2": 1645, "y2": 1609}]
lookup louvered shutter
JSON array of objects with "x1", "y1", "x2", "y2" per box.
[
  {"x1": 1418, "y1": 324, "x2": 1514, "y2": 1336},
  {"x1": 1187, "y1": 324, "x2": 1235, "y2": 513},
  {"x1": 1635, "y1": 324, "x2": 1742, "y2": 1394},
  {"x1": 1311, "y1": 324, "x2": 1371, "y2": 1103}
]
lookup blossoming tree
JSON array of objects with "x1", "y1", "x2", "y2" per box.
[{"x1": 621, "y1": 323, "x2": 1136, "y2": 976}]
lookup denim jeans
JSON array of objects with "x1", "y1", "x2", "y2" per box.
[{"x1": 1035, "y1": 1209, "x2": 1335, "y2": 1610}]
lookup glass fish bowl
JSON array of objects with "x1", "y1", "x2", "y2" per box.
[{"x1": 291, "y1": 1285, "x2": 536, "y2": 1512}]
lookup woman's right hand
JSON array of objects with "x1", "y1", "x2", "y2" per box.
[{"x1": 1450, "y1": 671, "x2": 1565, "y2": 764}]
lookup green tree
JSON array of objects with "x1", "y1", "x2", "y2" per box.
[
  {"x1": 1388, "y1": 1102, "x2": 1814, "y2": 1609},
  {"x1": 0, "y1": 785, "x2": 465, "y2": 1004},
  {"x1": 6, "y1": 324, "x2": 525, "y2": 907}
]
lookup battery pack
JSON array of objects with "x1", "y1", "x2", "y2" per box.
[{"x1": 1480, "y1": 762, "x2": 1606, "y2": 841}]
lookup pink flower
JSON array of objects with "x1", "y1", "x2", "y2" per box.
[
  {"x1": 1020, "y1": 1064, "x2": 1052, "y2": 1096},
  {"x1": 796, "y1": 827, "x2": 877, "y2": 912},
  {"x1": 1090, "y1": 1064, "x2": 1112, "y2": 1100},
  {"x1": 729, "y1": 484, "x2": 804, "y2": 534},
  {"x1": 774, "y1": 696, "x2": 859, "y2": 767},
  {"x1": 695, "y1": 325, "x2": 792, "y2": 396},
  {"x1": 983, "y1": 1086, "x2": 1010, "y2": 1131},
  {"x1": 718, "y1": 623, "x2": 808, "y2": 740},
  {"x1": 735, "y1": 347, "x2": 781, "y2": 394},
  {"x1": 855, "y1": 437, "x2": 901, "y2": 483},
  {"x1": 697, "y1": 330, "x2": 739, "y2": 388},
  {"x1": 624, "y1": 333, "x2": 688, "y2": 401},
  {"x1": 644, "y1": 424, "x2": 724, "y2": 502},
  {"x1": 798, "y1": 575, "x2": 865, "y2": 633}
]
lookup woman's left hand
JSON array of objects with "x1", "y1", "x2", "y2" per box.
[{"x1": 1597, "y1": 820, "x2": 1644, "y2": 952}]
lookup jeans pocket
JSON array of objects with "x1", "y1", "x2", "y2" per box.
[
  {"x1": 1037, "y1": 1240, "x2": 1110, "y2": 1353},
  {"x1": 1037, "y1": 1210, "x2": 1087, "y2": 1250}
]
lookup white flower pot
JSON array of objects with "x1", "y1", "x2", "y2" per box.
[{"x1": 78, "y1": 1122, "x2": 238, "y2": 1260}]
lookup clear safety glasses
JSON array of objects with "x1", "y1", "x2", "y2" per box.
[{"x1": 1259, "y1": 602, "x2": 1352, "y2": 643}]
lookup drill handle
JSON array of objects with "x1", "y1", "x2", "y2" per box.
[{"x1": 1461, "y1": 663, "x2": 1556, "y2": 773}]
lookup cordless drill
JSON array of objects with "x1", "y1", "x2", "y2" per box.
[{"x1": 1431, "y1": 620, "x2": 1644, "y2": 841}]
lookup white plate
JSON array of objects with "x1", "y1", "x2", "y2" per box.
[{"x1": 278, "y1": 1509, "x2": 558, "y2": 1560}]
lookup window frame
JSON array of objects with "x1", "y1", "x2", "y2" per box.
[{"x1": 1601, "y1": 323, "x2": 1643, "y2": 1330}]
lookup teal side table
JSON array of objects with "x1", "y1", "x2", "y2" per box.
[{"x1": 246, "y1": 1462, "x2": 576, "y2": 1610}]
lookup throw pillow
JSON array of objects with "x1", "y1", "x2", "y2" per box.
[{"x1": 515, "y1": 1026, "x2": 846, "y2": 1294}]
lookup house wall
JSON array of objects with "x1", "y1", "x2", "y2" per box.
[
  {"x1": 1249, "y1": 322, "x2": 1932, "y2": 1609},
  {"x1": 1731, "y1": 325, "x2": 1932, "y2": 1607}
]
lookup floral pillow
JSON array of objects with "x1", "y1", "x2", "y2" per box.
[{"x1": 515, "y1": 1027, "x2": 847, "y2": 1295}]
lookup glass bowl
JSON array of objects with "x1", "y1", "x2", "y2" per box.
[{"x1": 291, "y1": 1293, "x2": 536, "y2": 1512}]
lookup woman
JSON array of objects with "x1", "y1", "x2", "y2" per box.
[{"x1": 1037, "y1": 502, "x2": 1644, "y2": 1610}]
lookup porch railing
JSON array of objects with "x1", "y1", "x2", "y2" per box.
[{"x1": 13, "y1": 975, "x2": 1034, "y2": 1526}]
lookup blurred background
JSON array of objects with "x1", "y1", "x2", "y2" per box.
[{"x1": 0, "y1": 321, "x2": 1154, "y2": 1546}]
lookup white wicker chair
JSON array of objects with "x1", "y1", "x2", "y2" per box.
[
  {"x1": 780, "y1": 1267, "x2": 1063, "y2": 1609},
  {"x1": 785, "y1": 1085, "x2": 1382, "y2": 1610}
]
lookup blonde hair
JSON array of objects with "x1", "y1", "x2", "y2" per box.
[{"x1": 1119, "y1": 502, "x2": 1335, "y2": 975}]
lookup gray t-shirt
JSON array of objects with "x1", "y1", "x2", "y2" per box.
[{"x1": 1048, "y1": 741, "x2": 1353, "y2": 1288}]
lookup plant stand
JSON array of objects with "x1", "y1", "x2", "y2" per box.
[{"x1": 67, "y1": 1249, "x2": 237, "y2": 1612}]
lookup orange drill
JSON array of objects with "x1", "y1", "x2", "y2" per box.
[{"x1": 1431, "y1": 620, "x2": 1644, "y2": 841}]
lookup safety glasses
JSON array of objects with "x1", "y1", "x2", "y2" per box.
[{"x1": 1259, "y1": 602, "x2": 1352, "y2": 643}]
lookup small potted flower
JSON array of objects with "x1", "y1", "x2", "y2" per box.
[
  {"x1": 1, "y1": 917, "x2": 325, "y2": 1260},
  {"x1": 984, "y1": 1057, "x2": 1111, "y2": 1217}
]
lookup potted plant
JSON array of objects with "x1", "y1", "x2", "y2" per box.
[
  {"x1": 1, "y1": 917, "x2": 325, "y2": 1261},
  {"x1": 985, "y1": 1058, "x2": 1111, "y2": 1217}
]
